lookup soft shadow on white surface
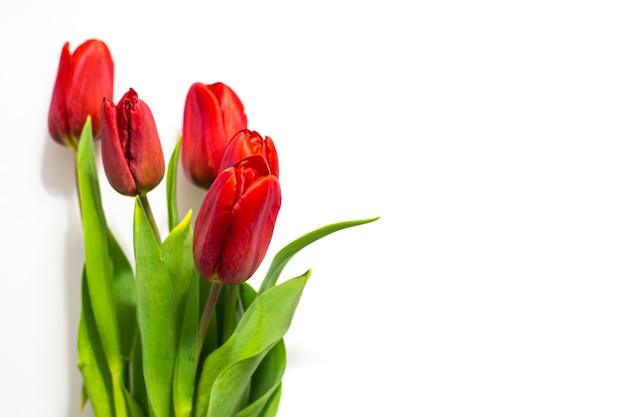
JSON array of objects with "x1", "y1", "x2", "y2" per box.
[{"x1": 40, "y1": 137, "x2": 94, "y2": 417}]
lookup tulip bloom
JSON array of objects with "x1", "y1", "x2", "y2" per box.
[
  {"x1": 218, "y1": 129, "x2": 280, "y2": 177},
  {"x1": 193, "y1": 155, "x2": 281, "y2": 285},
  {"x1": 100, "y1": 88, "x2": 165, "y2": 196},
  {"x1": 48, "y1": 39, "x2": 114, "y2": 149},
  {"x1": 182, "y1": 82, "x2": 247, "y2": 188}
]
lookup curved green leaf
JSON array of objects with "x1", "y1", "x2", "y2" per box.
[
  {"x1": 123, "y1": 387, "x2": 147, "y2": 417},
  {"x1": 210, "y1": 353, "x2": 268, "y2": 417},
  {"x1": 235, "y1": 340, "x2": 286, "y2": 417},
  {"x1": 194, "y1": 271, "x2": 310, "y2": 417},
  {"x1": 76, "y1": 117, "x2": 128, "y2": 417},
  {"x1": 77, "y1": 117, "x2": 121, "y2": 366},
  {"x1": 134, "y1": 197, "x2": 179, "y2": 417},
  {"x1": 173, "y1": 273, "x2": 200, "y2": 417},
  {"x1": 258, "y1": 384, "x2": 281, "y2": 417},
  {"x1": 161, "y1": 209, "x2": 195, "y2": 321},
  {"x1": 167, "y1": 135, "x2": 183, "y2": 232},
  {"x1": 258, "y1": 217, "x2": 380, "y2": 294},
  {"x1": 108, "y1": 230, "x2": 136, "y2": 362},
  {"x1": 78, "y1": 268, "x2": 114, "y2": 417},
  {"x1": 130, "y1": 334, "x2": 147, "y2": 415},
  {"x1": 236, "y1": 286, "x2": 286, "y2": 416},
  {"x1": 238, "y1": 283, "x2": 257, "y2": 311}
]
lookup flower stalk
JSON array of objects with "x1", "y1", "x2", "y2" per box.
[
  {"x1": 138, "y1": 193, "x2": 161, "y2": 243},
  {"x1": 197, "y1": 282, "x2": 222, "y2": 357}
]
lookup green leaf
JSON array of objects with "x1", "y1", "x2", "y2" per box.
[
  {"x1": 167, "y1": 135, "x2": 183, "y2": 232},
  {"x1": 238, "y1": 283, "x2": 257, "y2": 311},
  {"x1": 209, "y1": 354, "x2": 267, "y2": 416},
  {"x1": 76, "y1": 117, "x2": 128, "y2": 417},
  {"x1": 250, "y1": 340, "x2": 286, "y2": 400},
  {"x1": 161, "y1": 209, "x2": 196, "y2": 322},
  {"x1": 173, "y1": 273, "x2": 200, "y2": 417},
  {"x1": 107, "y1": 229, "x2": 147, "y2": 414},
  {"x1": 134, "y1": 197, "x2": 179, "y2": 417},
  {"x1": 108, "y1": 230, "x2": 137, "y2": 362},
  {"x1": 77, "y1": 117, "x2": 121, "y2": 365},
  {"x1": 130, "y1": 335, "x2": 148, "y2": 415},
  {"x1": 194, "y1": 271, "x2": 310, "y2": 417},
  {"x1": 235, "y1": 340, "x2": 286, "y2": 417},
  {"x1": 78, "y1": 268, "x2": 115, "y2": 417},
  {"x1": 235, "y1": 286, "x2": 286, "y2": 417},
  {"x1": 258, "y1": 385, "x2": 281, "y2": 417},
  {"x1": 258, "y1": 217, "x2": 380, "y2": 294},
  {"x1": 123, "y1": 387, "x2": 148, "y2": 417}
]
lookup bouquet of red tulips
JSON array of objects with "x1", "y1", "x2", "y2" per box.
[{"x1": 48, "y1": 39, "x2": 378, "y2": 417}]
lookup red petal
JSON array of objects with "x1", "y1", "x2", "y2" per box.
[
  {"x1": 100, "y1": 97, "x2": 136, "y2": 196},
  {"x1": 182, "y1": 83, "x2": 226, "y2": 187},
  {"x1": 219, "y1": 175, "x2": 281, "y2": 284},
  {"x1": 208, "y1": 82, "x2": 247, "y2": 141},
  {"x1": 48, "y1": 42, "x2": 70, "y2": 145},
  {"x1": 66, "y1": 39, "x2": 114, "y2": 139},
  {"x1": 123, "y1": 89, "x2": 165, "y2": 194},
  {"x1": 193, "y1": 168, "x2": 238, "y2": 280},
  {"x1": 263, "y1": 136, "x2": 280, "y2": 178}
]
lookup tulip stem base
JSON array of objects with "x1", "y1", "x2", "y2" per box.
[
  {"x1": 221, "y1": 284, "x2": 239, "y2": 343},
  {"x1": 198, "y1": 281, "x2": 222, "y2": 357},
  {"x1": 139, "y1": 193, "x2": 161, "y2": 243}
]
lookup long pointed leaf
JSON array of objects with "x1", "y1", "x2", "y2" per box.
[
  {"x1": 77, "y1": 117, "x2": 121, "y2": 367},
  {"x1": 108, "y1": 230, "x2": 137, "y2": 362},
  {"x1": 209, "y1": 353, "x2": 268, "y2": 417},
  {"x1": 167, "y1": 135, "x2": 182, "y2": 231},
  {"x1": 258, "y1": 385, "x2": 281, "y2": 417},
  {"x1": 161, "y1": 209, "x2": 195, "y2": 321},
  {"x1": 258, "y1": 217, "x2": 380, "y2": 294},
  {"x1": 123, "y1": 387, "x2": 148, "y2": 417},
  {"x1": 78, "y1": 269, "x2": 115, "y2": 417},
  {"x1": 76, "y1": 117, "x2": 128, "y2": 417},
  {"x1": 131, "y1": 333, "x2": 148, "y2": 415},
  {"x1": 134, "y1": 197, "x2": 178, "y2": 417},
  {"x1": 235, "y1": 340, "x2": 286, "y2": 417},
  {"x1": 173, "y1": 272, "x2": 200, "y2": 417}
]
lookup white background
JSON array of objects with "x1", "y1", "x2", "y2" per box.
[{"x1": 1, "y1": 0, "x2": 626, "y2": 416}]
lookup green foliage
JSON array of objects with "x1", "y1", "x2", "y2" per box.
[
  {"x1": 134, "y1": 197, "x2": 179, "y2": 417},
  {"x1": 258, "y1": 217, "x2": 381, "y2": 294},
  {"x1": 194, "y1": 272, "x2": 309, "y2": 417},
  {"x1": 167, "y1": 135, "x2": 183, "y2": 231},
  {"x1": 74, "y1": 118, "x2": 379, "y2": 416}
]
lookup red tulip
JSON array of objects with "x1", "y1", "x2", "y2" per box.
[
  {"x1": 193, "y1": 155, "x2": 281, "y2": 285},
  {"x1": 218, "y1": 129, "x2": 279, "y2": 177},
  {"x1": 182, "y1": 82, "x2": 247, "y2": 188},
  {"x1": 48, "y1": 39, "x2": 114, "y2": 149},
  {"x1": 100, "y1": 88, "x2": 165, "y2": 196}
]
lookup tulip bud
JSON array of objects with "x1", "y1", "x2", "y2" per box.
[
  {"x1": 218, "y1": 129, "x2": 280, "y2": 177},
  {"x1": 48, "y1": 39, "x2": 114, "y2": 149},
  {"x1": 193, "y1": 155, "x2": 281, "y2": 285},
  {"x1": 100, "y1": 88, "x2": 165, "y2": 196},
  {"x1": 182, "y1": 82, "x2": 247, "y2": 188}
]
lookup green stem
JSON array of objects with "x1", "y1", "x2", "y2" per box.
[
  {"x1": 138, "y1": 193, "x2": 161, "y2": 244},
  {"x1": 221, "y1": 284, "x2": 239, "y2": 343},
  {"x1": 112, "y1": 377, "x2": 129, "y2": 417},
  {"x1": 197, "y1": 282, "x2": 222, "y2": 358}
]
